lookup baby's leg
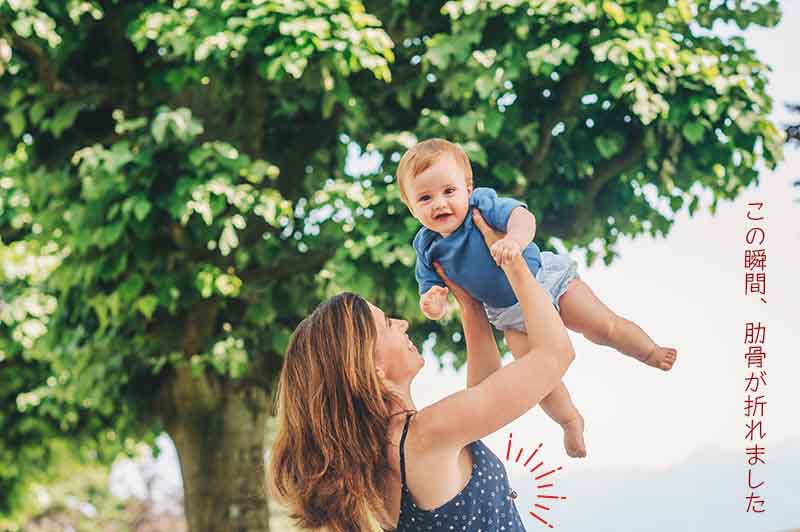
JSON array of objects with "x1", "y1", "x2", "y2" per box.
[
  {"x1": 505, "y1": 329, "x2": 587, "y2": 458},
  {"x1": 558, "y1": 279, "x2": 677, "y2": 371}
]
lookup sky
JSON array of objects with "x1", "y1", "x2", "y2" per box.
[{"x1": 112, "y1": 3, "x2": 799, "y2": 531}]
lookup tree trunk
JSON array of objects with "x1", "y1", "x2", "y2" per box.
[{"x1": 162, "y1": 367, "x2": 272, "y2": 532}]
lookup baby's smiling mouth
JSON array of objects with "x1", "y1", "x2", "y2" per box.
[{"x1": 434, "y1": 212, "x2": 452, "y2": 221}]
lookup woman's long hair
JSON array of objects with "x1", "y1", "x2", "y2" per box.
[{"x1": 268, "y1": 293, "x2": 410, "y2": 531}]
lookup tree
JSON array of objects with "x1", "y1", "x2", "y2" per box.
[
  {"x1": 786, "y1": 102, "x2": 799, "y2": 195},
  {"x1": 786, "y1": 103, "x2": 800, "y2": 143},
  {"x1": 0, "y1": 0, "x2": 783, "y2": 530}
]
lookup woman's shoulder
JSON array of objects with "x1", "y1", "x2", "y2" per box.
[
  {"x1": 385, "y1": 411, "x2": 459, "y2": 477},
  {"x1": 406, "y1": 404, "x2": 470, "y2": 454}
]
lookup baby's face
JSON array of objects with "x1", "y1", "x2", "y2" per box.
[{"x1": 406, "y1": 153, "x2": 471, "y2": 236}]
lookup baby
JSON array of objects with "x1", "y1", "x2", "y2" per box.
[{"x1": 397, "y1": 138, "x2": 677, "y2": 458}]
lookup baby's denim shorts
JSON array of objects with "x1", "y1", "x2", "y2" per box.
[{"x1": 484, "y1": 251, "x2": 579, "y2": 333}]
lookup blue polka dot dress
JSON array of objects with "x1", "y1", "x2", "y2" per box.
[{"x1": 385, "y1": 413, "x2": 527, "y2": 532}]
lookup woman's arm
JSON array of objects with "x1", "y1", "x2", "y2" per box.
[
  {"x1": 459, "y1": 299, "x2": 502, "y2": 388},
  {"x1": 433, "y1": 261, "x2": 502, "y2": 388},
  {"x1": 416, "y1": 211, "x2": 575, "y2": 449}
]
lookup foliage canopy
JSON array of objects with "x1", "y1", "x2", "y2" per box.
[{"x1": 0, "y1": 0, "x2": 783, "y2": 526}]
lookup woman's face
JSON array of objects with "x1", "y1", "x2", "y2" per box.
[{"x1": 368, "y1": 302, "x2": 424, "y2": 383}]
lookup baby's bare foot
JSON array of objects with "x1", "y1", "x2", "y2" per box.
[
  {"x1": 562, "y1": 415, "x2": 587, "y2": 458},
  {"x1": 640, "y1": 346, "x2": 677, "y2": 371}
]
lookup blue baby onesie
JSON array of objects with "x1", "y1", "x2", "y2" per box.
[
  {"x1": 413, "y1": 187, "x2": 542, "y2": 309},
  {"x1": 384, "y1": 412, "x2": 527, "y2": 532}
]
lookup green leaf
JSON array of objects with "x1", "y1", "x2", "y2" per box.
[
  {"x1": 594, "y1": 133, "x2": 625, "y2": 159},
  {"x1": 214, "y1": 274, "x2": 242, "y2": 296},
  {"x1": 6, "y1": 88, "x2": 25, "y2": 107},
  {"x1": 245, "y1": 297, "x2": 277, "y2": 326},
  {"x1": 134, "y1": 295, "x2": 159, "y2": 320},
  {"x1": 461, "y1": 141, "x2": 487, "y2": 167},
  {"x1": 119, "y1": 274, "x2": 145, "y2": 303},
  {"x1": 688, "y1": 196, "x2": 699, "y2": 215},
  {"x1": 101, "y1": 252, "x2": 128, "y2": 279},
  {"x1": 676, "y1": 0, "x2": 693, "y2": 23},
  {"x1": 5, "y1": 109, "x2": 26, "y2": 137},
  {"x1": 133, "y1": 198, "x2": 151, "y2": 221},
  {"x1": 475, "y1": 74, "x2": 494, "y2": 99},
  {"x1": 106, "y1": 142, "x2": 135, "y2": 173},
  {"x1": 609, "y1": 77, "x2": 626, "y2": 98},
  {"x1": 397, "y1": 88, "x2": 412, "y2": 110},
  {"x1": 196, "y1": 270, "x2": 215, "y2": 298},
  {"x1": 51, "y1": 102, "x2": 83, "y2": 138},
  {"x1": 95, "y1": 221, "x2": 126, "y2": 248},
  {"x1": 89, "y1": 295, "x2": 109, "y2": 331},
  {"x1": 272, "y1": 327, "x2": 291, "y2": 354},
  {"x1": 492, "y1": 163, "x2": 520, "y2": 185},
  {"x1": 151, "y1": 111, "x2": 168, "y2": 144},
  {"x1": 603, "y1": 1, "x2": 626, "y2": 24},
  {"x1": 682, "y1": 121, "x2": 705, "y2": 144},
  {"x1": 322, "y1": 91, "x2": 336, "y2": 119},
  {"x1": 29, "y1": 100, "x2": 48, "y2": 124},
  {"x1": 483, "y1": 110, "x2": 503, "y2": 138}
]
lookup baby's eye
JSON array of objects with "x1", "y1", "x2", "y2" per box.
[
  {"x1": 418, "y1": 195, "x2": 430, "y2": 202},
  {"x1": 445, "y1": 187, "x2": 455, "y2": 194}
]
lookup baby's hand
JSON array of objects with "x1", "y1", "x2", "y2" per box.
[
  {"x1": 490, "y1": 236, "x2": 522, "y2": 266},
  {"x1": 420, "y1": 285, "x2": 449, "y2": 320}
]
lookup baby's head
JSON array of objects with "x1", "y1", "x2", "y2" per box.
[{"x1": 396, "y1": 138, "x2": 474, "y2": 236}]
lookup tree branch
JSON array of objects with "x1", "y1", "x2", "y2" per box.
[
  {"x1": 274, "y1": 107, "x2": 343, "y2": 201},
  {"x1": 520, "y1": 67, "x2": 591, "y2": 191},
  {"x1": 571, "y1": 126, "x2": 647, "y2": 235},
  {"x1": 0, "y1": 225, "x2": 27, "y2": 243},
  {"x1": 236, "y1": 54, "x2": 268, "y2": 160},
  {"x1": 5, "y1": 31, "x2": 123, "y2": 101},
  {"x1": 239, "y1": 246, "x2": 335, "y2": 287}
]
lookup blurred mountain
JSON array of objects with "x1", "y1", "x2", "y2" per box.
[{"x1": 507, "y1": 440, "x2": 799, "y2": 532}]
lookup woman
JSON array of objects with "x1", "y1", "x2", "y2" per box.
[{"x1": 269, "y1": 210, "x2": 576, "y2": 531}]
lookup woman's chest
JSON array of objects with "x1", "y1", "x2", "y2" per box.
[{"x1": 382, "y1": 441, "x2": 474, "y2": 529}]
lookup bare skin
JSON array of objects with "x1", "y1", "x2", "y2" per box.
[
  {"x1": 505, "y1": 329, "x2": 587, "y2": 458},
  {"x1": 557, "y1": 279, "x2": 677, "y2": 371},
  {"x1": 472, "y1": 209, "x2": 678, "y2": 458}
]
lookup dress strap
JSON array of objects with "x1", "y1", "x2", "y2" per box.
[{"x1": 398, "y1": 412, "x2": 413, "y2": 489}]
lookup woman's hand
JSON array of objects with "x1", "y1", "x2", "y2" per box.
[
  {"x1": 472, "y1": 208, "x2": 526, "y2": 273},
  {"x1": 470, "y1": 208, "x2": 504, "y2": 248}
]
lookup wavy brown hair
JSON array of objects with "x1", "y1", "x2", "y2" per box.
[{"x1": 268, "y1": 293, "x2": 411, "y2": 531}]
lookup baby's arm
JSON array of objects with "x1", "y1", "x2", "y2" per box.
[
  {"x1": 420, "y1": 285, "x2": 448, "y2": 320},
  {"x1": 507, "y1": 206, "x2": 536, "y2": 247},
  {"x1": 489, "y1": 207, "x2": 536, "y2": 266}
]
